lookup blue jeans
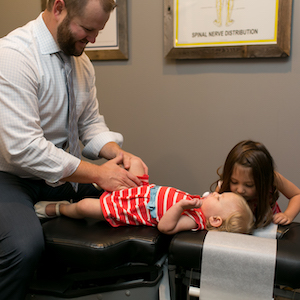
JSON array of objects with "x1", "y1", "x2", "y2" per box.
[{"x1": 0, "y1": 171, "x2": 102, "y2": 300}]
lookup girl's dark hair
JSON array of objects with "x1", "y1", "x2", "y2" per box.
[{"x1": 214, "y1": 140, "x2": 279, "y2": 228}]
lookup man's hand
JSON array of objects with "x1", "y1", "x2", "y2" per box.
[
  {"x1": 96, "y1": 154, "x2": 142, "y2": 191},
  {"x1": 65, "y1": 142, "x2": 148, "y2": 192},
  {"x1": 99, "y1": 142, "x2": 148, "y2": 175}
]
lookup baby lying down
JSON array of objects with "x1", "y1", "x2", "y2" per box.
[{"x1": 35, "y1": 159, "x2": 253, "y2": 235}]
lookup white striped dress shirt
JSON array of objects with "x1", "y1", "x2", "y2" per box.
[{"x1": 0, "y1": 13, "x2": 123, "y2": 184}]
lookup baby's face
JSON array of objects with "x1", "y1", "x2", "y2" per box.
[{"x1": 201, "y1": 192, "x2": 241, "y2": 220}]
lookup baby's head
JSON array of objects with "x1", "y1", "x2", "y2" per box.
[{"x1": 201, "y1": 192, "x2": 254, "y2": 234}]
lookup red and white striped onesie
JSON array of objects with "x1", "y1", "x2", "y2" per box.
[{"x1": 100, "y1": 177, "x2": 206, "y2": 231}]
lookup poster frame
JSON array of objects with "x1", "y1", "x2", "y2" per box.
[{"x1": 164, "y1": 0, "x2": 293, "y2": 59}]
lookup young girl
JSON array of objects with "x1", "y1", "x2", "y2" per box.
[
  {"x1": 35, "y1": 158, "x2": 253, "y2": 235},
  {"x1": 213, "y1": 140, "x2": 300, "y2": 228}
]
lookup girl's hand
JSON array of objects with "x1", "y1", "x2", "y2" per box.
[{"x1": 273, "y1": 212, "x2": 292, "y2": 225}]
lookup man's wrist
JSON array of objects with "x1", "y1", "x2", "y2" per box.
[{"x1": 99, "y1": 142, "x2": 122, "y2": 159}]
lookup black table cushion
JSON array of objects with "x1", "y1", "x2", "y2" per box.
[
  {"x1": 42, "y1": 217, "x2": 172, "y2": 270},
  {"x1": 168, "y1": 223, "x2": 300, "y2": 289}
]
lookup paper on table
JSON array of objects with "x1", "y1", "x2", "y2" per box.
[{"x1": 199, "y1": 231, "x2": 277, "y2": 300}]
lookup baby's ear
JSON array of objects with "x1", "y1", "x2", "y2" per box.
[{"x1": 208, "y1": 216, "x2": 223, "y2": 228}]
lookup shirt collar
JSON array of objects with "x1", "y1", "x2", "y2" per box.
[{"x1": 34, "y1": 12, "x2": 60, "y2": 55}]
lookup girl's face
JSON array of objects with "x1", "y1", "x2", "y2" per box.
[{"x1": 230, "y1": 163, "x2": 256, "y2": 201}]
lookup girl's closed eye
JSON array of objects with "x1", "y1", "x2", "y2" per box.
[{"x1": 246, "y1": 183, "x2": 254, "y2": 188}]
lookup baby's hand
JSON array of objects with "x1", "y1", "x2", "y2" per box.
[
  {"x1": 273, "y1": 212, "x2": 292, "y2": 225},
  {"x1": 179, "y1": 198, "x2": 202, "y2": 210}
]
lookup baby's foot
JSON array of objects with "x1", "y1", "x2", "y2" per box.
[{"x1": 34, "y1": 201, "x2": 70, "y2": 218}]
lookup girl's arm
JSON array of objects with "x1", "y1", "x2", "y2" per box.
[
  {"x1": 273, "y1": 172, "x2": 300, "y2": 225},
  {"x1": 157, "y1": 198, "x2": 201, "y2": 234}
]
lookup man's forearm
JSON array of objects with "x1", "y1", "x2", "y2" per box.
[{"x1": 99, "y1": 142, "x2": 122, "y2": 160}]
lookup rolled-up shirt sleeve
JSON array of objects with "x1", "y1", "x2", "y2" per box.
[{"x1": 82, "y1": 131, "x2": 123, "y2": 160}]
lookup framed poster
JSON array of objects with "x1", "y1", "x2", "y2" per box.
[
  {"x1": 41, "y1": 0, "x2": 128, "y2": 60},
  {"x1": 164, "y1": 0, "x2": 292, "y2": 59}
]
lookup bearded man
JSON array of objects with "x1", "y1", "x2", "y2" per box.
[{"x1": 0, "y1": 1, "x2": 147, "y2": 298}]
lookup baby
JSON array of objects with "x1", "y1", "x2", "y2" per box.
[{"x1": 35, "y1": 159, "x2": 253, "y2": 235}]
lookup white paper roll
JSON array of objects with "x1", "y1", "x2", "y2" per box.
[{"x1": 199, "y1": 231, "x2": 277, "y2": 300}]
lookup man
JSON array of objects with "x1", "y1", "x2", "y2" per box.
[{"x1": 0, "y1": 0, "x2": 147, "y2": 299}]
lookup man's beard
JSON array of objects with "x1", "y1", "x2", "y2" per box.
[{"x1": 57, "y1": 16, "x2": 86, "y2": 57}]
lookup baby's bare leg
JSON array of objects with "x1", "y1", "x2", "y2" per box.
[
  {"x1": 128, "y1": 157, "x2": 146, "y2": 177},
  {"x1": 59, "y1": 198, "x2": 105, "y2": 220}
]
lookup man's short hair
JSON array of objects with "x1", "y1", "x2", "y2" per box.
[{"x1": 46, "y1": 0, "x2": 116, "y2": 17}]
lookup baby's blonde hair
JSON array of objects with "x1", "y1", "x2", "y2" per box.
[{"x1": 206, "y1": 194, "x2": 254, "y2": 234}]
